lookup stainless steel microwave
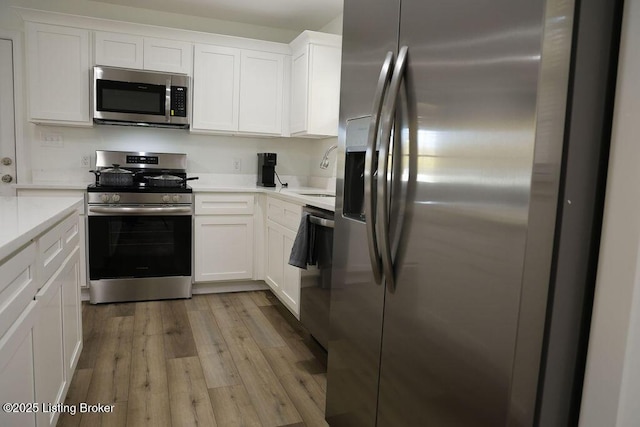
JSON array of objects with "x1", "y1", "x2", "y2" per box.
[{"x1": 92, "y1": 66, "x2": 190, "y2": 129}]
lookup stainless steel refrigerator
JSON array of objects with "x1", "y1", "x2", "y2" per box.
[{"x1": 326, "y1": 0, "x2": 622, "y2": 426}]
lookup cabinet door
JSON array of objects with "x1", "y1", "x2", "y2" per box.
[
  {"x1": 0, "y1": 301, "x2": 37, "y2": 427},
  {"x1": 265, "y1": 220, "x2": 284, "y2": 294},
  {"x1": 26, "y1": 22, "x2": 90, "y2": 125},
  {"x1": 239, "y1": 50, "x2": 284, "y2": 134},
  {"x1": 306, "y1": 44, "x2": 341, "y2": 136},
  {"x1": 265, "y1": 220, "x2": 301, "y2": 318},
  {"x1": 194, "y1": 215, "x2": 254, "y2": 282},
  {"x1": 192, "y1": 44, "x2": 240, "y2": 132},
  {"x1": 290, "y1": 46, "x2": 309, "y2": 134},
  {"x1": 144, "y1": 38, "x2": 192, "y2": 74},
  {"x1": 33, "y1": 268, "x2": 66, "y2": 427},
  {"x1": 281, "y1": 227, "x2": 301, "y2": 317},
  {"x1": 61, "y1": 249, "x2": 82, "y2": 382},
  {"x1": 94, "y1": 31, "x2": 143, "y2": 68},
  {"x1": 290, "y1": 43, "x2": 341, "y2": 137}
]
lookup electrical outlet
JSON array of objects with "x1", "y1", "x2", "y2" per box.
[
  {"x1": 81, "y1": 155, "x2": 90, "y2": 168},
  {"x1": 41, "y1": 132, "x2": 64, "y2": 147},
  {"x1": 232, "y1": 158, "x2": 242, "y2": 173}
]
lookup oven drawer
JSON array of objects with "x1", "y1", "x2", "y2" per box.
[
  {"x1": 37, "y1": 213, "x2": 79, "y2": 288},
  {"x1": 195, "y1": 194, "x2": 255, "y2": 215}
]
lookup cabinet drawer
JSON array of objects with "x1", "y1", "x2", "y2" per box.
[
  {"x1": 195, "y1": 194, "x2": 255, "y2": 215},
  {"x1": 37, "y1": 214, "x2": 79, "y2": 285},
  {"x1": 267, "y1": 197, "x2": 302, "y2": 232},
  {"x1": 0, "y1": 244, "x2": 37, "y2": 340}
]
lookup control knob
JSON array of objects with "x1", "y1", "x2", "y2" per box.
[
  {"x1": 112, "y1": 194, "x2": 120, "y2": 203},
  {"x1": 162, "y1": 194, "x2": 171, "y2": 203},
  {"x1": 172, "y1": 195, "x2": 180, "y2": 203},
  {"x1": 101, "y1": 194, "x2": 110, "y2": 203}
]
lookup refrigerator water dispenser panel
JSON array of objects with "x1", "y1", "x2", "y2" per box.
[{"x1": 344, "y1": 116, "x2": 377, "y2": 221}]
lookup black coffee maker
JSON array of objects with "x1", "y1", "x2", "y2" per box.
[{"x1": 257, "y1": 153, "x2": 277, "y2": 187}]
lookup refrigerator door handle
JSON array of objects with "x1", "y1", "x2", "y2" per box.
[
  {"x1": 365, "y1": 51, "x2": 395, "y2": 285},
  {"x1": 377, "y1": 46, "x2": 409, "y2": 292}
]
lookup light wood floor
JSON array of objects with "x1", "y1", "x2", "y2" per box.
[{"x1": 56, "y1": 291, "x2": 329, "y2": 427}]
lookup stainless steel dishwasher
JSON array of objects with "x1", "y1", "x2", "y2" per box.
[{"x1": 300, "y1": 205, "x2": 334, "y2": 350}]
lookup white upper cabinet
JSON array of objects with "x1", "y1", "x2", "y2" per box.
[
  {"x1": 94, "y1": 31, "x2": 143, "y2": 68},
  {"x1": 143, "y1": 37, "x2": 192, "y2": 74},
  {"x1": 192, "y1": 44, "x2": 240, "y2": 133},
  {"x1": 239, "y1": 50, "x2": 284, "y2": 135},
  {"x1": 95, "y1": 31, "x2": 192, "y2": 74},
  {"x1": 192, "y1": 45, "x2": 287, "y2": 136},
  {"x1": 26, "y1": 22, "x2": 91, "y2": 126},
  {"x1": 289, "y1": 31, "x2": 342, "y2": 138}
]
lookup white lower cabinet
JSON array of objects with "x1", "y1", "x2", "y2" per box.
[
  {"x1": 0, "y1": 301, "x2": 38, "y2": 427},
  {"x1": 265, "y1": 220, "x2": 300, "y2": 317},
  {"x1": 194, "y1": 194, "x2": 255, "y2": 282},
  {"x1": 195, "y1": 216, "x2": 254, "y2": 281},
  {"x1": 33, "y1": 268, "x2": 66, "y2": 427},
  {"x1": 0, "y1": 211, "x2": 82, "y2": 427},
  {"x1": 34, "y1": 245, "x2": 81, "y2": 427},
  {"x1": 264, "y1": 196, "x2": 302, "y2": 318}
]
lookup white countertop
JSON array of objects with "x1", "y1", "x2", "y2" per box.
[
  {"x1": 0, "y1": 196, "x2": 84, "y2": 261},
  {"x1": 188, "y1": 183, "x2": 336, "y2": 211},
  {"x1": 16, "y1": 183, "x2": 336, "y2": 212}
]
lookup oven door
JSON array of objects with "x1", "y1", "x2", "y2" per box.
[{"x1": 88, "y1": 214, "x2": 191, "y2": 280}]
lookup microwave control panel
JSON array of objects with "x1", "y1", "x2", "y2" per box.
[{"x1": 171, "y1": 86, "x2": 188, "y2": 117}]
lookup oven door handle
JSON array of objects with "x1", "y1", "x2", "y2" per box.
[{"x1": 88, "y1": 206, "x2": 192, "y2": 215}]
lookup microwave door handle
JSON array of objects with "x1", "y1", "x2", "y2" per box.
[{"x1": 165, "y1": 78, "x2": 171, "y2": 123}]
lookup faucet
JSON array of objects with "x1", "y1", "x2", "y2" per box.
[{"x1": 320, "y1": 144, "x2": 338, "y2": 169}]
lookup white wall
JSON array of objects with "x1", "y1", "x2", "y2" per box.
[
  {"x1": 320, "y1": 13, "x2": 343, "y2": 35},
  {"x1": 579, "y1": 0, "x2": 640, "y2": 425}
]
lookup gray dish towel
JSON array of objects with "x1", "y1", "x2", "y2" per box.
[{"x1": 288, "y1": 212, "x2": 315, "y2": 269}]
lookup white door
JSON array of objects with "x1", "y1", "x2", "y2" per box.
[{"x1": 0, "y1": 39, "x2": 16, "y2": 196}]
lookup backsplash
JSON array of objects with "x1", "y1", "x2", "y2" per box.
[{"x1": 25, "y1": 124, "x2": 337, "y2": 189}]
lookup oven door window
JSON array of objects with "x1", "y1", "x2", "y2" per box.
[
  {"x1": 96, "y1": 79, "x2": 166, "y2": 116},
  {"x1": 89, "y1": 215, "x2": 191, "y2": 279}
]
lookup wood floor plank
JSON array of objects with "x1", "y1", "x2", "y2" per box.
[
  {"x1": 208, "y1": 385, "x2": 262, "y2": 427},
  {"x1": 259, "y1": 304, "x2": 328, "y2": 393},
  {"x1": 127, "y1": 325, "x2": 171, "y2": 427},
  {"x1": 78, "y1": 401, "x2": 127, "y2": 427},
  {"x1": 249, "y1": 290, "x2": 273, "y2": 307},
  {"x1": 108, "y1": 302, "x2": 136, "y2": 318},
  {"x1": 278, "y1": 373, "x2": 328, "y2": 427},
  {"x1": 126, "y1": 390, "x2": 171, "y2": 427},
  {"x1": 167, "y1": 357, "x2": 218, "y2": 427},
  {"x1": 56, "y1": 368, "x2": 93, "y2": 427},
  {"x1": 129, "y1": 333, "x2": 169, "y2": 395},
  {"x1": 85, "y1": 316, "x2": 134, "y2": 405},
  {"x1": 262, "y1": 346, "x2": 326, "y2": 414},
  {"x1": 160, "y1": 300, "x2": 198, "y2": 359},
  {"x1": 184, "y1": 295, "x2": 211, "y2": 311},
  {"x1": 133, "y1": 302, "x2": 163, "y2": 337},
  {"x1": 206, "y1": 294, "x2": 244, "y2": 330},
  {"x1": 187, "y1": 309, "x2": 241, "y2": 389},
  {"x1": 220, "y1": 325, "x2": 302, "y2": 426},
  {"x1": 231, "y1": 293, "x2": 286, "y2": 349},
  {"x1": 77, "y1": 303, "x2": 111, "y2": 369}
]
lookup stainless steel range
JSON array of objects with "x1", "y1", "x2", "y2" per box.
[{"x1": 87, "y1": 150, "x2": 196, "y2": 304}]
